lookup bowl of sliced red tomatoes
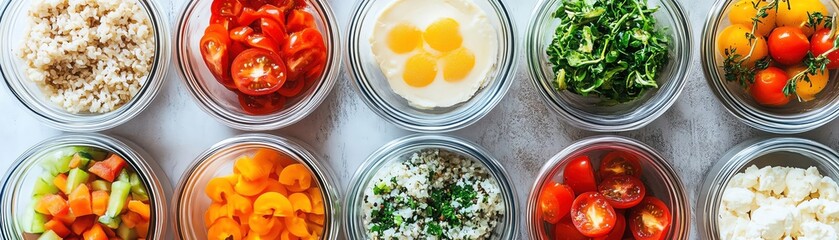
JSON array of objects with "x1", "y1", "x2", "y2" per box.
[
  {"x1": 176, "y1": 0, "x2": 341, "y2": 131},
  {"x1": 526, "y1": 135, "x2": 690, "y2": 240}
]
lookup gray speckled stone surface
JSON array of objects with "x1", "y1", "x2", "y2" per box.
[{"x1": 3, "y1": 0, "x2": 839, "y2": 239}]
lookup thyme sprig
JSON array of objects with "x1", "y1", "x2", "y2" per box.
[
  {"x1": 721, "y1": 0, "x2": 778, "y2": 85},
  {"x1": 783, "y1": 13, "x2": 839, "y2": 98}
]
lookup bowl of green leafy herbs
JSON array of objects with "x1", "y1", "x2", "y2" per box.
[{"x1": 526, "y1": 0, "x2": 691, "y2": 132}]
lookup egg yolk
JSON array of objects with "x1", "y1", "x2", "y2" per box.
[
  {"x1": 424, "y1": 18, "x2": 462, "y2": 52},
  {"x1": 387, "y1": 23, "x2": 422, "y2": 54},
  {"x1": 442, "y1": 47, "x2": 475, "y2": 82},
  {"x1": 403, "y1": 53, "x2": 438, "y2": 87}
]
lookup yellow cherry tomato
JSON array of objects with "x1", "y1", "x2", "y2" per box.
[
  {"x1": 776, "y1": 0, "x2": 828, "y2": 36},
  {"x1": 729, "y1": 0, "x2": 777, "y2": 36},
  {"x1": 786, "y1": 65, "x2": 829, "y2": 101},
  {"x1": 717, "y1": 24, "x2": 769, "y2": 66}
]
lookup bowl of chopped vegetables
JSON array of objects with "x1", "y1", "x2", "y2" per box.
[
  {"x1": 703, "y1": 0, "x2": 839, "y2": 134},
  {"x1": 176, "y1": 0, "x2": 342, "y2": 131},
  {"x1": 172, "y1": 133, "x2": 340, "y2": 240},
  {"x1": 526, "y1": 0, "x2": 691, "y2": 132},
  {"x1": 526, "y1": 135, "x2": 690, "y2": 239},
  {"x1": 344, "y1": 134, "x2": 518, "y2": 239},
  {"x1": 0, "y1": 133, "x2": 171, "y2": 240}
]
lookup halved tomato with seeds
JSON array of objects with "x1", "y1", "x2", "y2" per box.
[
  {"x1": 598, "y1": 151, "x2": 642, "y2": 179},
  {"x1": 570, "y1": 192, "x2": 616, "y2": 237},
  {"x1": 201, "y1": 23, "x2": 233, "y2": 88},
  {"x1": 231, "y1": 48, "x2": 287, "y2": 96},
  {"x1": 238, "y1": 92, "x2": 286, "y2": 115},
  {"x1": 629, "y1": 197, "x2": 671, "y2": 240},
  {"x1": 598, "y1": 175, "x2": 645, "y2": 209}
]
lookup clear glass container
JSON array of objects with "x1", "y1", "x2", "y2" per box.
[
  {"x1": 344, "y1": 134, "x2": 519, "y2": 239},
  {"x1": 697, "y1": 137, "x2": 839, "y2": 239},
  {"x1": 525, "y1": 135, "x2": 690, "y2": 239},
  {"x1": 172, "y1": 133, "x2": 341, "y2": 239},
  {"x1": 176, "y1": 0, "x2": 342, "y2": 131},
  {"x1": 346, "y1": 0, "x2": 518, "y2": 133},
  {"x1": 0, "y1": 133, "x2": 172, "y2": 239},
  {"x1": 0, "y1": 0, "x2": 171, "y2": 132},
  {"x1": 526, "y1": 0, "x2": 691, "y2": 132},
  {"x1": 702, "y1": 0, "x2": 839, "y2": 134}
]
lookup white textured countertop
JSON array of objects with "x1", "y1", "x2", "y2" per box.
[{"x1": 4, "y1": 0, "x2": 839, "y2": 239}]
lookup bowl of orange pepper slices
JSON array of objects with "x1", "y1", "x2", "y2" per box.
[{"x1": 200, "y1": 0, "x2": 327, "y2": 115}]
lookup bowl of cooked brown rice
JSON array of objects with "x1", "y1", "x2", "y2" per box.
[{"x1": 0, "y1": 0, "x2": 171, "y2": 132}]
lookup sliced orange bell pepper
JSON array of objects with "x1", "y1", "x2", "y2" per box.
[
  {"x1": 261, "y1": 220, "x2": 285, "y2": 239},
  {"x1": 308, "y1": 213, "x2": 324, "y2": 226},
  {"x1": 72, "y1": 215, "x2": 96, "y2": 235},
  {"x1": 54, "y1": 174, "x2": 69, "y2": 194},
  {"x1": 307, "y1": 222, "x2": 324, "y2": 237},
  {"x1": 263, "y1": 180, "x2": 289, "y2": 196},
  {"x1": 205, "y1": 202, "x2": 230, "y2": 226},
  {"x1": 234, "y1": 176, "x2": 270, "y2": 197},
  {"x1": 234, "y1": 155, "x2": 273, "y2": 181},
  {"x1": 206, "y1": 178, "x2": 236, "y2": 203},
  {"x1": 288, "y1": 193, "x2": 312, "y2": 213},
  {"x1": 69, "y1": 184, "x2": 93, "y2": 216},
  {"x1": 83, "y1": 223, "x2": 108, "y2": 240},
  {"x1": 87, "y1": 154, "x2": 127, "y2": 182},
  {"x1": 278, "y1": 164, "x2": 312, "y2": 191},
  {"x1": 307, "y1": 188, "x2": 325, "y2": 215},
  {"x1": 284, "y1": 213, "x2": 309, "y2": 237},
  {"x1": 91, "y1": 190, "x2": 109, "y2": 216},
  {"x1": 44, "y1": 219, "x2": 71, "y2": 237},
  {"x1": 136, "y1": 220, "x2": 150, "y2": 239},
  {"x1": 208, "y1": 217, "x2": 243, "y2": 240},
  {"x1": 128, "y1": 200, "x2": 151, "y2": 219},
  {"x1": 247, "y1": 214, "x2": 276, "y2": 235},
  {"x1": 227, "y1": 193, "x2": 253, "y2": 217},
  {"x1": 280, "y1": 230, "x2": 301, "y2": 240},
  {"x1": 254, "y1": 192, "x2": 293, "y2": 217}
]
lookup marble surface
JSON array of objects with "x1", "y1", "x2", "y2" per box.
[{"x1": 4, "y1": 0, "x2": 839, "y2": 239}]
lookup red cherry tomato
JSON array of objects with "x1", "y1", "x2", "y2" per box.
[
  {"x1": 229, "y1": 26, "x2": 254, "y2": 42},
  {"x1": 811, "y1": 28, "x2": 839, "y2": 69},
  {"x1": 237, "y1": 92, "x2": 286, "y2": 115},
  {"x1": 768, "y1": 26, "x2": 810, "y2": 65},
  {"x1": 598, "y1": 175, "x2": 646, "y2": 209},
  {"x1": 286, "y1": 9, "x2": 316, "y2": 33},
  {"x1": 629, "y1": 197, "x2": 672, "y2": 240},
  {"x1": 277, "y1": 78, "x2": 306, "y2": 97},
  {"x1": 598, "y1": 151, "x2": 642, "y2": 179},
  {"x1": 539, "y1": 182, "x2": 575, "y2": 224},
  {"x1": 594, "y1": 213, "x2": 626, "y2": 240},
  {"x1": 570, "y1": 192, "x2": 617, "y2": 238},
  {"x1": 564, "y1": 156, "x2": 598, "y2": 194},
  {"x1": 200, "y1": 24, "x2": 233, "y2": 88},
  {"x1": 554, "y1": 217, "x2": 588, "y2": 240},
  {"x1": 284, "y1": 28, "x2": 327, "y2": 81},
  {"x1": 750, "y1": 67, "x2": 791, "y2": 107},
  {"x1": 231, "y1": 48, "x2": 288, "y2": 96},
  {"x1": 261, "y1": 18, "x2": 288, "y2": 46},
  {"x1": 211, "y1": 0, "x2": 243, "y2": 18}
]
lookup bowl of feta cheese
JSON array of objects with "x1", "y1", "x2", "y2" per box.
[{"x1": 697, "y1": 137, "x2": 839, "y2": 239}]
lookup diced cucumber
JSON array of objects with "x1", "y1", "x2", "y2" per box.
[
  {"x1": 20, "y1": 204, "x2": 48, "y2": 233},
  {"x1": 106, "y1": 181, "x2": 131, "y2": 218},
  {"x1": 32, "y1": 177, "x2": 59, "y2": 196},
  {"x1": 98, "y1": 215, "x2": 121, "y2": 229},
  {"x1": 129, "y1": 173, "x2": 149, "y2": 202},
  {"x1": 73, "y1": 153, "x2": 93, "y2": 169},
  {"x1": 73, "y1": 146, "x2": 108, "y2": 160},
  {"x1": 117, "y1": 222, "x2": 139, "y2": 240},
  {"x1": 38, "y1": 147, "x2": 78, "y2": 175},
  {"x1": 91, "y1": 180, "x2": 111, "y2": 192},
  {"x1": 66, "y1": 168, "x2": 90, "y2": 193},
  {"x1": 36, "y1": 230, "x2": 61, "y2": 240},
  {"x1": 117, "y1": 169, "x2": 130, "y2": 183}
]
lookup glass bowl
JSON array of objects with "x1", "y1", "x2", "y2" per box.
[
  {"x1": 697, "y1": 137, "x2": 839, "y2": 239},
  {"x1": 176, "y1": 0, "x2": 342, "y2": 131},
  {"x1": 525, "y1": 135, "x2": 690, "y2": 239},
  {"x1": 0, "y1": 0, "x2": 171, "y2": 132},
  {"x1": 172, "y1": 133, "x2": 341, "y2": 239},
  {"x1": 702, "y1": 0, "x2": 839, "y2": 134},
  {"x1": 0, "y1": 133, "x2": 172, "y2": 239},
  {"x1": 346, "y1": 0, "x2": 517, "y2": 133},
  {"x1": 344, "y1": 134, "x2": 519, "y2": 239},
  {"x1": 526, "y1": 0, "x2": 691, "y2": 132}
]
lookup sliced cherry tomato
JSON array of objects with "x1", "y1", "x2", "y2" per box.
[
  {"x1": 210, "y1": 14, "x2": 236, "y2": 30},
  {"x1": 201, "y1": 24, "x2": 232, "y2": 86},
  {"x1": 539, "y1": 182, "x2": 575, "y2": 224},
  {"x1": 238, "y1": 92, "x2": 286, "y2": 115},
  {"x1": 261, "y1": 18, "x2": 288, "y2": 46},
  {"x1": 598, "y1": 175, "x2": 646, "y2": 209},
  {"x1": 629, "y1": 197, "x2": 672, "y2": 240},
  {"x1": 231, "y1": 48, "x2": 288, "y2": 96},
  {"x1": 230, "y1": 26, "x2": 255, "y2": 42},
  {"x1": 570, "y1": 192, "x2": 617, "y2": 237},
  {"x1": 211, "y1": 0, "x2": 244, "y2": 18},
  {"x1": 228, "y1": 41, "x2": 247, "y2": 61},
  {"x1": 240, "y1": 0, "x2": 271, "y2": 9},
  {"x1": 811, "y1": 28, "x2": 839, "y2": 69},
  {"x1": 277, "y1": 78, "x2": 305, "y2": 97},
  {"x1": 554, "y1": 217, "x2": 588, "y2": 240},
  {"x1": 286, "y1": 9, "x2": 316, "y2": 33},
  {"x1": 564, "y1": 155, "x2": 598, "y2": 194},
  {"x1": 236, "y1": 7, "x2": 259, "y2": 27},
  {"x1": 244, "y1": 33, "x2": 281, "y2": 54},
  {"x1": 594, "y1": 213, "x2": 626, "y2": 240},
  {"x1": 768, "y1": 26, "x2": 810, "y2": 65},
  {"x1": 284, "y1": 28, "x2": 326, "y2": 80},
  {"x1": 599, "y1": 151, "x2": 642, "y2": 179},
  {"x1": 750, "y1": 67, "x2": 791, "y2": 107},
  {"x1": 238, "y1": 5, "x2": 286, "y2": 27}
]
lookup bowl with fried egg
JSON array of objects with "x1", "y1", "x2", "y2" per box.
[{"x1": 346, "y1": 0, "x2": 516, "y2": 133}]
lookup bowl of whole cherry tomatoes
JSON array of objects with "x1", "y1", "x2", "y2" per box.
[
  {"x1": 526, "y1": 136, "x2": 690, "y2": 240},
  {"x1": 176, "y1": 0, "x2": 341, "y2": 131},
  {"x1": 703, "y1": 0, "x2": 839, "y2": 134}
]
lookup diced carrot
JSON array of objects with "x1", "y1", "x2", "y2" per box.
[
  {"x1": 100, "y1": 223, "x2": 116, "y2": 237},
  {"x1": 83, "y1": 223, "x2": 108, "y2": 240},
  {"x1": 87, "y1": 154, "x2": 126, "y2": 182},
  {"x1": 91, "y1": 190, "x2": 109, "y2": 216},
  {"x1": 71, "y1": 215, "x2": 96, "y2": 235},
  {"x1": 55, "y1": 210, "x2": 76, "y2": 225},
  {"x1": 121, "y1": 211, "x2": 144, "y2": 228},
  {"x1": 40, "y1": 194, "x2": 69, "y2": 216},
  {"x1": 127, "y1": 200, "x2": 151, "y2": 219},
  {"x1": 44, "y1": 219, "x2": 71, "y2": 237},
  {"x1": 206, "y1": 178, "x2": 236, "y2": 203},
  {"x1": 136, "y1": 220, "x2": 150, "y2": 239},
  {"x1": 69, "y1": 153, "x2": 84, "y2": 169},
  {"x1": 54, "y1": 174, "x2": 69, "y2": 194},
  {"x1": 69, "y1": 184, "x2": 93, "y2": 216}
]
